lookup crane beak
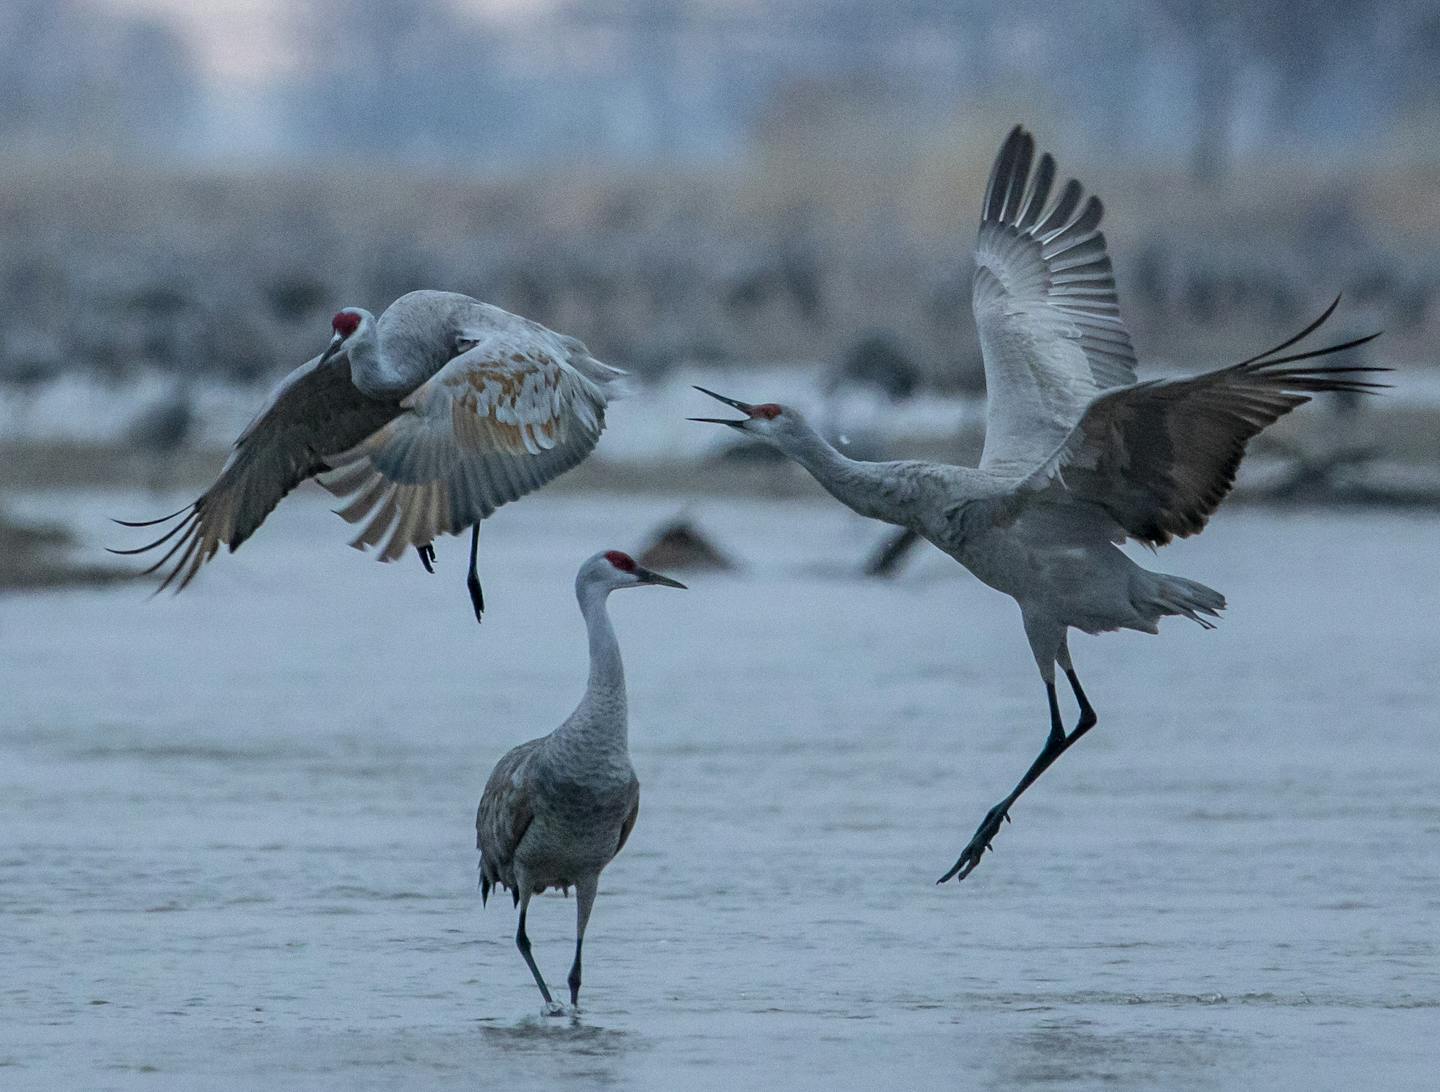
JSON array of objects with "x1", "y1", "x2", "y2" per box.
[
  {"x1": 636, "y1": 566, "x2": 686, "y2": 589},
  {"x1": 688, "y1": 386, "x2": 752, "y2": 428},
  {"x1": 316, "y1": 333, "x2": 344, "y2": 369}
]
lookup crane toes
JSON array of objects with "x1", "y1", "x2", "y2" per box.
[
  {"x1": 467, "y1": 570, "x2": 485, "y2": 623},
  {"x1": 937, "y1": 804, "x2": 1010, "y2": 884}
]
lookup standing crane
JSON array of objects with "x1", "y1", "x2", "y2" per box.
[
  {"x1": 111, "y1": 292, "x2": 624, "y2": 621},
  {"x1": 691, "y1": 125, "x2": 1385, "y2": 884},
  {"x1": 476, "y1": 550, "x2": 684, "y2": 1012}
]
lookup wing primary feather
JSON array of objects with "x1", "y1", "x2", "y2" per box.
[
  {"x1": 380, "y1": 487, "x2": 423, "y2": 562},
  {"x1": 1016, "y1": 153, "x2": 1055, "y2": 229},
  {"x1": 984, "y1": 125, "x2": 1026, "y2": 223},
  {"x1": 1233, "y1": 294, "x2": 1342, "y2": 367},
  {"x1": 1000, "y1": 131, "x2": 1034, "y2": 223},
  {"x1": 174, "y1": 534, "x2": 215, "y2": 593},
  {"x1": 1239, "y1": 332, "x2": 1384, "y2": 375},
  {"x1": 1031, "y1": 178, "x2": 1083, "y2": 237},
  {"x1": 333, "y1": 474, "x2": 389, "y2": 524},
  {"x1": 353, "y1": 489, "x2": 401, "y2": 551},
  {"x1": 111, "y1": 503, "x2": 195, "y2": 528},
  {"x1": 138, "y1": 518, "x2": 202, "y2": 577},
  {"x1": 107, "y1": 509, "x2": 199, "y2": 555},
  {"x1": 1040, "y1": 194, "x2": 1103, "y2": 246},
  {"x1": 154, "y1": 531, "x2": 204, "y2": 595}
]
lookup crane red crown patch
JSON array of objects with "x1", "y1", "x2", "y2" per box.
[
  {"x1": 752, "y1": 403, "x2": 782, "y2": 419},
  {"x1": 332, "y1": 311, "x2": 361, "y2": 337},
  {"x1": 604, "y1": 551, "x2": 637, "y2": 572}
]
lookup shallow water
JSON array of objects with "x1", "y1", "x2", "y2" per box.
[{"x1": 3, "y1": 491, "x2": 1439, "y2": 1089}]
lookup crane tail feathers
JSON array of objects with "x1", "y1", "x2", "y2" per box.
[{"x1": 1135, "y1": 572, "x2": 1226, "y2": 632}]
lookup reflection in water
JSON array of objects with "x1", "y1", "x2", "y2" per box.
[
  {"x1": 476, "y1": 1017, "x2": 639, "y2": 1085},
  {"x1": 996, "y1": 1020, "x2": 1234, "y2": 1088}
]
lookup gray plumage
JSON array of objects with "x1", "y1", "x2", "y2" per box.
[
  {"x1": 112, "y1": 291, "x2": 624, "y2": 606},
  {"x1": 476, "y1": 550, "x2": 683, "y2": 1012},
  {"x1": 690, "y1": 124, "x2": 1385, "y2": 886}
]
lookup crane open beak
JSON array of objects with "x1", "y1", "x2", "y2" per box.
[
  {"x1": 637, "y1": 566, "x2": 686, "y2": 589},
  {"x1": 688, "y1": 386, "x2": 752, "y2": 428}
]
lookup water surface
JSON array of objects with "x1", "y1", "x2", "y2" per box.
[{"x1": 3, "y1": 492, "x2": 1437, "y2": 1088}]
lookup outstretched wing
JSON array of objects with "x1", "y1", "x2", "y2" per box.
[
  {"x1": 111, "y1": 353, "x2": 401, "y2": 592},
  {"x1": 320, "y1": 332, "x2": 619, "y2": 561},
  {"x1": 477, "y1": 737, "x2": 542, "y2": 905},
  {"x1": 1020, "y1": 301, "x2": 1384, "y2": 546},
  {"x1": 973, "y1": 125, "x2": 1137, "y2": 475}
]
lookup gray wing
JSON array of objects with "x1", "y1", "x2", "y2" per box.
[
  {"x1": 112, "y1": 352, "x2": 401, "y2": 592},
  {"x1": 973, "y1": 125, "x2": 1137, "y2": 475},
  {"x1": 320, "y1": 328, "x2": 622, "y2": 561},
  {"x1": 612, "y1": 783, "x2": 640, "y2": 860},
  {"x1": 477, "y1": 737, "x2": 544, "y2": 904},
  {"x1": 1019, "y1": 305, "x2": 1383, "y2": 546}
]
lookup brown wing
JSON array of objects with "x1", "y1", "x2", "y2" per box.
[
  {"x1": 112, "y1": 352, "x2": 401, "y2": 592},
  {"x1": 1024, "y1": 302, "x2": 1384, "y2": 546},
  {"x1": 320, "y1": 333, "x2": 615, "y2": 562},
  {"x1": 476, "y1": 737, "x2": 543, "y2": 904},
  {"x1": 613, "y1": 788, "x2": 640, "y2": 859}
]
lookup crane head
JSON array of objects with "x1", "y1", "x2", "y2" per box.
[
  {"x1": 578, "y1": 550, "x2": 687, "y2": 594},
  {"x1": 332, "y1": 310, "x2": 363, "y2": 338},
  {"x1": 689, "y1": 386, "x2": 800, "y2": 444},
  {"x1": 316, "y1": 307, "x2": 373, "y2": 368}
]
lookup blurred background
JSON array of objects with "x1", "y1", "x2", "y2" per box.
[
  {"x1": 6, "y1": 7, "x2": 1440, "y2": 1083},
  {"x1": 2, "y1": 0, "x2": 1439, "y2": 578}
]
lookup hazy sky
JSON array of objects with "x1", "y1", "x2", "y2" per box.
[{"x1": 103, "y1": 0, "x2": 540, "y2": 83}]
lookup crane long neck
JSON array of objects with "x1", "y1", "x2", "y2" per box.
[
  {"x1": 569, "y1": 583, "x2": 628, "y2": 747},
  {"x1": 779, "y1": 424, "x2": 924, "y2": 527},
  {"x1": 347, "y1": 324, "x2": 427, "y2": 399}
]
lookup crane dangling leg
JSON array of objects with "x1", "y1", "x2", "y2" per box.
[
  {"x1": 939, "y1": 652, "x2": 1099, "y2": 885},
  {"x1": 466, "y1": 523, "x2": 484, "y2": 623},
  {"x1": 416, "y1": 543, "x2": 436, "y2": 573}
]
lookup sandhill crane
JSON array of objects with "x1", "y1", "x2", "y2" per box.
[
  {"x1": 691, "y1": 125, "x2": 1385, "y2": 885},
  {"x1": 476, "y1": 550, "x2": 684, "y2": 1012},
  {"x1": 111, "y1": 292, "x2": 624, "y2": 621}
]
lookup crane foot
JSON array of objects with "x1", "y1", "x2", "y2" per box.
[
  {"x1": 937, "y1": 803, "x2": 1010, "y2": 884},
  {"x1": 467, "y1": 569, "x2": 485, "y2": 624}
]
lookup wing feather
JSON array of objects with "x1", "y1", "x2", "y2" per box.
[
  {"x1": 973, "y1": 126, "x2": 1138, "y2": 475},
  {"x1": 321, "y1": 331, "x2": 619, "y2": 558},
  {"x1": 613, "y1": 790, "x2": 640, "y2": 859},
  {"x1": 1021, "y1": 307, "x2": 1384, "y2": 546},
  {"x1": 477, "y1": 738, "x2": 543, "y2": 904},
  {"x1": 111, "y1": 352, "x2": 401, "y2": 592}
]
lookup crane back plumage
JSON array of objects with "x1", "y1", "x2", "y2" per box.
[{"x1": 114, "y1": 291, "x2": 623, "y2": 590}]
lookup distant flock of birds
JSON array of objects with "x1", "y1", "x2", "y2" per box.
[{"x1": 113, "y1": 126, "x2": 1384, "y2": 1014}]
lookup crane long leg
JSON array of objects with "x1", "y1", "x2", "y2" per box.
[
  {"x1": 516, "y1": 899, "x2": 553, "y2": 1006},
  {"x1": 1063, "y1": 667, "x2": 1098, "y2": 739},
  {"x1": 568, "y1": 878, "x2": 597, "y2": 1009},
  {"x1": 938, "y1": 673, "x2": 1099, "y2": 884},
  {"x1": 466, "y1": 524, "x2": 484, "y2": 623}
]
